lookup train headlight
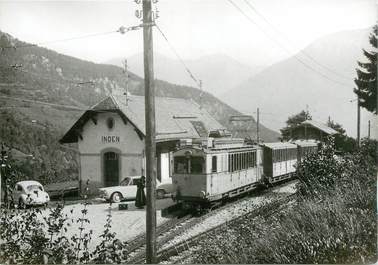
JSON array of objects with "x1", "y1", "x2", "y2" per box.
[{"x1": 199, "y1": 190, "x2": 206, "y2": 199}]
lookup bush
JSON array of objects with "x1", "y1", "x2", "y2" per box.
[
  {"x1": 190, "y1": 138, "x2": 377, "y2": 264},
  {"x1": 0, "y1": 184, "x2": 129, "y2": 264},
  {"x1": 296, "y1": 138, "x2": 344, "y2": 198}
]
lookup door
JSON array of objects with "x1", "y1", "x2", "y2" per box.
[{"x1": 104, "y1": 152, "x2": 119, "y2": 187}]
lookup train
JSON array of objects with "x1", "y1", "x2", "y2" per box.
[{"x1": 171, "y1": 137, "x2": 318, "y2": 210}]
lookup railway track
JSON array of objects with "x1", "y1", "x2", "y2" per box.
[{"x1": 127, "y1": 180, "x2": 297, "y2": 264}]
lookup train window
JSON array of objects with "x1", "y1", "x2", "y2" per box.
[
  {"x1": 212, "y1": 156, "x2": 217, "y2": 173},
  {"x1": 174, "y1": 156, "x2": 188, "y2": 174},
  {"x1": 191, "y1": 157, "x2": 205, "y2": 174}
]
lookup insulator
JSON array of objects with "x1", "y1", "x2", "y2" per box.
[{"x1": 118, "y1": 26, "x2": 127, "y2": 34}]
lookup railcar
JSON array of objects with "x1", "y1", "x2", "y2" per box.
[
  {"x1": 261, "y1": 142, "x2": 298, "y2": 184},
  {"x1": 172, "y1": 137, "x2": 319, "y2": 210},
  {"x1": 172, "y1": 138, "x2": 263, "y2": 209},
  {"x1": 295, "y1": 140, "x2": 319, "y2": 162}
]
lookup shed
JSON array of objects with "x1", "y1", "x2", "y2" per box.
[{"x1": 290, "y1": 120, "x2": 338, "y2": 142}]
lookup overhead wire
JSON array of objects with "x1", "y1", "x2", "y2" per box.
[
  {"x1": 227, "y1": 0, "x2": 351, "y2": 87},
  {"x1": 0, "y1": 95, "x2": 116, "y2": 113},
  {"x1": 0, "y1": 25, "x2": 142, "y2": 50},
  {"x1": 242, "y1": 0, "x2": 351, "y2": 81},
  {"x1": 154, "y1": 23, "x2": 202, "y2": 91}
]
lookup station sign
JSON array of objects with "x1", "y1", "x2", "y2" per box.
[{"x1": 101, "y1": 135, "x2": 120, "y2": 143}]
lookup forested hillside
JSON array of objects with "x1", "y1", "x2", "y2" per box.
[{"x1": 0, "y1": 30, "x2": 278, "y2": 183}]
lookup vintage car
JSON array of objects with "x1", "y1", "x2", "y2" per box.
[
  {"x1": 12, "y1": 180, "x2": 50, "y2": 209},
  {"x1": 99, "y1": 176, "x2": 174, "y2": 203}
]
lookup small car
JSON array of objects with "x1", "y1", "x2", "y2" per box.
[
  {"x1": 156, "y1": 183, "x2": 175, "y2": 199},
  {"x1": 99, "y1": 176, "x2": 143, "y2": 203},
  {"x1": 99, "y1": 176, "x2": 174, "y2": 203},
  {"x1": 12, "y1": 180, "x2": 50, "y2": 209}
]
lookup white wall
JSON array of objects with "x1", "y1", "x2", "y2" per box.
[{"x1": 77, "y1": 112, "x2": 144, "y2": 192}]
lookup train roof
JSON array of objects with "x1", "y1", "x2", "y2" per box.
[
  {"x1": 292, "y1": 140, "x2": 319, "y2": 147},
  {"x1": 177, "y1": 137, "x2": 260, "y2": 153},
  {"x1": 261, "y1": 142, "x2": 297, "y2": 149}
]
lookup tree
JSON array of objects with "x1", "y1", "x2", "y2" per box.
[
  {"x1": 354, "y1": 25, "x2": 377, "y2": 114},
  {"x1": 280, "y1": 110, "x2": 311, "y2": 140},
  {"x1": 327, "y1": 118, "x2": 356, "y2": 153},
  {"x1": 327, "y1": 118, "x2": 346, "y2": 135}
]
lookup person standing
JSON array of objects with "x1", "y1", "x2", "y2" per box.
[{"x1": 135, "y1": 176, "x2": 146, "y2": 209}]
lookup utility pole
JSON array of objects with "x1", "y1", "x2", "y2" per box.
[
  {"x1": 123, "y1": 59, "x2": 129, "y2": 105},
  {"x1": 199, "y1": 79, "x2": 203, "y2": 109},
  {"x1": 142, "y1": 0, "x2": 157, "y2": 263},
  {"x1": 357, "y1": 94, "x2": 361, "y2": 147},
  {"x1": 256, "y1": 107, "x2": 260, "y2": 143},
  {"x1": 368, "y1": 120, "x2": 371, "y2": 139},
  {"x1": 0, "y1": 144, "x2": 7, "y2": 208}
]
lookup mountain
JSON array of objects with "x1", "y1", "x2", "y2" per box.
[
  {"x1": 220, "y1": 27, "x2": 375, "y2": 137},
  {"x1": 0, "y1": 30, "x2": 279, "y2": 183},
  {"x1": 105, "y1": 53, "x2": 264, "y2": 96}
]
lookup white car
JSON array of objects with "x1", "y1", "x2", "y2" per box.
[
  {"x1": 99, "y1": 176, "x2": 142, "y2": 203},
  {"x1": 99, "y1": 176, "x2": 174, "y2": 203},
  {"x1": 12, "y1": 180, "x2": 50, "y2": 209}
]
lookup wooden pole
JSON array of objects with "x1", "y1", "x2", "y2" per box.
[
  {"x1": 142, "y1": 0, "x2": 157, "y2": 263},
  {"x1": 256, "y1": 108, "x2": 260, "y2": 143},
  {"x1": 357, "y1": 95, "x2": 361, "y2": 147},
  {"x1": 368, "y1": 120, "x2": 370, "y2": 139},
  {"x1": 123, "y1": 59, "x2": 129, "y2": 106}
]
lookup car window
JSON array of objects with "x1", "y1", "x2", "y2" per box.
[
  {"x1": 120, "y1": 177, "x2": 132, "y2": 186},
  {"x1": 27, "y1": 185, "x2": 43, "y2": 191},
  {"x1": 132, "y1": 178, "x2": 140, "y2": 186},
  {"x1": 16, "y1": 185, "x2": 22, "y2": 192}
]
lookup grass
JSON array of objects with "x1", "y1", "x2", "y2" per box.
[{"x1": 188, "y1": 140, "x2": 377, "y2": 264}]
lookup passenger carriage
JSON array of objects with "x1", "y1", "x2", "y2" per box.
[
  {"x1": 261, "y1": 142, "x2": 298, "y2": 184},
  {"x1": 295, "y1": 140, "x2": 319, "y2": 162},
  {"x1": 172, "y1": 138, "x2": 263, "y2": 209}
]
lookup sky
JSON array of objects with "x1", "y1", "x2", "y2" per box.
[
  {"x1": 0, "y1": 0, "x2": 376, "y2": 68},
  {"x1": 0, "y1": 0, "x2": 376, "y2": 138}
]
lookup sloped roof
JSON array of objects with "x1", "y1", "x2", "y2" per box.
[
  {"x1": 60, "y1": 94, "x2": 224, "y2": 143},
  {"x1": 262, "y1": 142, "x2": 297, "y2": 149},
  {"x1": 300, "y1": 120, "x2": 338, "y2": 135}
]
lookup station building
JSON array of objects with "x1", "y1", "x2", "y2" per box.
[
  {"x1": 290, "y1": 120, "x2": 338, "y2": 142},
  {"x1": 60, "y1": 94, "x2": 224, "y2": 193}
]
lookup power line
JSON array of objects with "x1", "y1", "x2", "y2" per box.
[
  {"x1": 1, "y1": 25, "x2": 142, "y2": 50},
  {"x1": 155, "y1": 23, "x2": 202, "y2": 90},
  {"x1": 242, "y1": 0, "x2": 350, "y2": 81},
  {"x1": 0, "y1": 95, "x2": 122, "y2": 114},
  {"x1": 0, "y1": 95, "x2": 86, "y2": 111},
  {"x1": 227, "y1": 0, "x2": 351, "y2": 87}
]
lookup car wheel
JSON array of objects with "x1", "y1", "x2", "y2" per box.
[
  {"x1": 18, "y1": 199, "x2": 27, "y2": 210},
  {"x1": 156, "y1": 189, "x2": 165, "y2": 199},
  {"x1": 110, "y1": 192, "x2": 123, "y2": 203}
]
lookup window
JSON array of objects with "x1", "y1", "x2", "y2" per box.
[
  {"x1": 16, "y1": 185, "x2": 22, "y2": 192},
  {"x1": 132, "y1": 178, "x2": 141, "y2": 186},
  {"x1": 174, "y1": 156, "x2": 188, "y2": 174},
  {"x1": 26, "y1": 185, "x2": 43, "y2": 191},
  {"x1": 212, "y1": 156, "x2": 217, "y2": 173},
  {"x1": 191, "y1": 157, "x2": 205, "y2": 174},
  {"x1": 107, "y1": 117, "x2": 115, "y2": 130}
]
